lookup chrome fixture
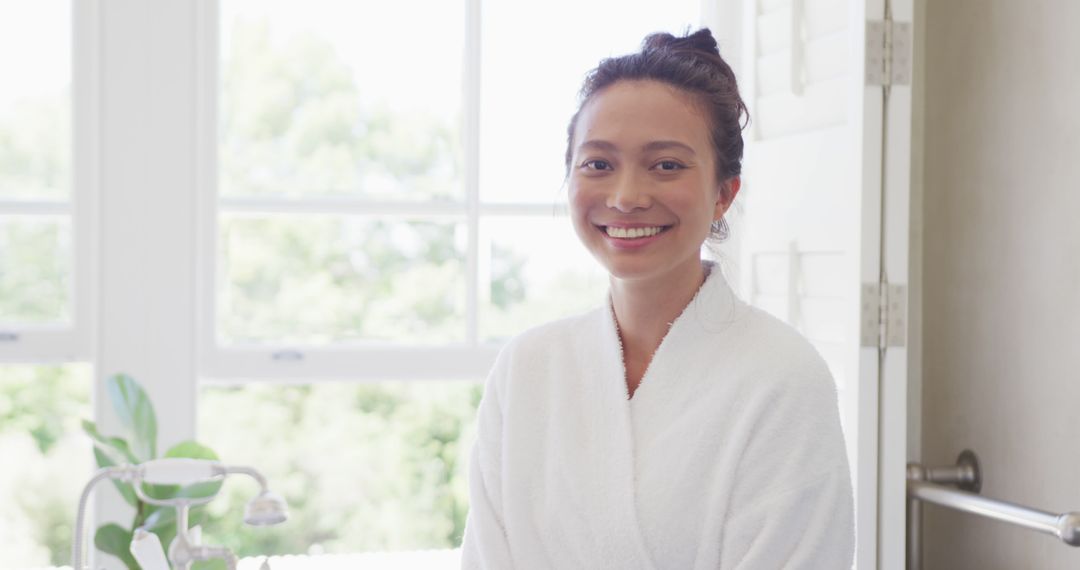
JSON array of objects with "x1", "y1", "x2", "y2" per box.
[
  {"x1": 73, "y1": 458, "x2": 288, "y2": 570},
  {"x1": 907, "y1": 449, "x2": 1080, "y2": 570}
]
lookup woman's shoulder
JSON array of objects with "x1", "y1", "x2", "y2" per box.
[{"x1": 714, "y1": 300, "x2": 836, "y2": 396}]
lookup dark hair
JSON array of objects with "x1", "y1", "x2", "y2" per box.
[{"x1": 564, "y1": 28, "x2": 749, "y2": 241}]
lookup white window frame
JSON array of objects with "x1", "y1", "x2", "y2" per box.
[
  {"x1": 195, "y1": 0, "x2": 590, "y2": 382},
  {"x1": 0, "y1": 0, "x2": 96, "y2": 365}
]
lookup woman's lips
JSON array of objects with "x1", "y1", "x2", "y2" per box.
[{"x1": 595, "y1": 224, "x2": 672, "y2": 249}]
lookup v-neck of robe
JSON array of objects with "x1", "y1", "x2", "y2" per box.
[
  {"x1": 604, "y1": 261, "x2": 722, "y2": 404},
  {"x1": 595, "y1": 260, "x2": 737, "y2": 569}
]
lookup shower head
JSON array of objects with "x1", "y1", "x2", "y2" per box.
[{"x1": 244, "y1": 490, "x2": 289, "y2": 526}]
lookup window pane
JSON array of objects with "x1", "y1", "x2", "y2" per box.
[
  {"x1": 0, "y1": 217, "x2": 71, "y2": 324},
  {"x1": 220, "y1": 0, "x2": 464, "y2": 200},
  {"x1": 219, "y1": 215, "x2": 466, "y2": 345},
  {"x1": 480, "y1": 216, "x2": 608, "y2": 343},
  {"x1": 480, "y1": 0, "x2": 701, "y2": 203},
  {"x1": 0, "y1": 364, "x2": 91, "y2": 568},
  {"x1": 198, "y1": 381, "x2": 480, "y2": 560},
  {"x1": 0, "y1": 2, "x2": 71, "y2": 201}
]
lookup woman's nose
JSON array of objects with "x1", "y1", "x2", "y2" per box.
[{"x1": 607, "y1": 174, "x2": 651, "y2": 212}]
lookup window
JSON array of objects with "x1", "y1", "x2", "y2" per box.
[
  {"x1": 0, "y1": 3, "x2": 94, "y2": 567},
  {"x1": 0, "y1": 0, "x2": 86, "y2": 360}
]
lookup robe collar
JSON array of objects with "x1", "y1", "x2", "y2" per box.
[{"x1": 601, "y1": 260, "x2": 741, "y2": 402}]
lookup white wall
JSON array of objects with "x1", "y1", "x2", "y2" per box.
[{"x1": 921, "y1": 0, "x2": 1080, "y2": 567}]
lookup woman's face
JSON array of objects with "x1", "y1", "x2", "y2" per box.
[{"x1": 568, "y1": 79, "x2": 738, "y2": 285}]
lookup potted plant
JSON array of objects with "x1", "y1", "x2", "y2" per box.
[{"x1": 82, "y1": 373, "x2": 225, "y2": 569}]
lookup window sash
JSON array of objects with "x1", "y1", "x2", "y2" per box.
[
  {"x1": 0, "y1": 0, "x2": 95, "y2": 364},
  {"x1": 197, "y1": 0, "x2": 558, "y2": 380}
]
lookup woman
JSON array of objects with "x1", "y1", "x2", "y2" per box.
[{"x1": 461, "y1": 28, "x2": 854, "y2": 569}]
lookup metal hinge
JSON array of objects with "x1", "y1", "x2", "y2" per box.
[
  {"x1": 861, "y1": 282, "x2": 907, "y2": 348},
  {"x1": 866, "y1": 20, "x2": 912, "y2": 86}
]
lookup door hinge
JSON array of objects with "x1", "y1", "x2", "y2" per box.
[
  {"x1": 861, "y1": 282, "x2": 907, "y2": 348},
  {"x1": 866, "y1": 20, "x2": 912, "y2": 87}
]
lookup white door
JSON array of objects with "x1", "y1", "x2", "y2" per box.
[{"x1": 723, "y1": 0, "x2": 913, "y2": 567}]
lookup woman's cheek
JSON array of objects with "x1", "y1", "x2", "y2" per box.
[
  {"x1": 568, "y1": 182, "x2": 594, "y2": 217},
  {"x1": 566, "y1": 187, "x2": 590, "y2": 234}
]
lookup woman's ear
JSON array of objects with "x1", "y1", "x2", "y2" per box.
[{"x1": 713, "y1": 176, "x2": 741, "y2": 220}]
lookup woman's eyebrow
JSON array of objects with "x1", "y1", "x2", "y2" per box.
[
  {"x1": 641, "y1": 140, "x2": 696, "y2": 154},
  {"x1": 578, "y1": 139, "x2": 619, "y2": 153},
  {"x1": 578, "y1": 139, "x2": 696, "y2": 154}
]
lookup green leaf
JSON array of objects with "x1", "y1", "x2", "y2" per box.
[
  {"x1": 142, "y1": 482, "x2": 182, "y2": 501},
  {"x1": 192, "y1": 559, "x2": 228, "y2": 570},
  {"x1": 142, "y1": 504, "x2": 177, "y2": 533},
  {"x1": 188, "y1": 506, "x2": 210, "y2": 528},
  {"x1": 165, "y1": 440, "x2": 220, "y2": 461},
  {"x1": 94, "y1": 523, "x2": 139, "y2": 569},
  {"x1": 82, "y1": 419, "x2": 138, "y2": 464},
  {"x1": 92, "y1": 447, "x2": 137, "y2": 507},
  {"x1": 106, "y1": 373, "x2": 158, "y2": 461},
  {"x1": 165, "y1": 440, "x2": 224, "y2": 499}
]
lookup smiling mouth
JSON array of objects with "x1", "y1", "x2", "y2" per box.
[{"x1": 597, "y1": 225, "x2": 673, "y2": 239}]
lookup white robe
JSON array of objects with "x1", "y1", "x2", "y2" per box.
[{"x1": 461, "y1": 261, "x2": 854, "y2": 569}]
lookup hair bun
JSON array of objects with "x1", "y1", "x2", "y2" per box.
[{"x1": 641, "y1": 28, "x2": 720, "y2": 57}]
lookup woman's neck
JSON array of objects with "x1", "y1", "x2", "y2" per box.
[{"x1": 610, "y1": 258, "x2": 708, "y2": 358}]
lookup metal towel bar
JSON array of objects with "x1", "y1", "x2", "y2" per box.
[{"x1": 906, "y1": 449, "x2": 1080, "y2": 570}]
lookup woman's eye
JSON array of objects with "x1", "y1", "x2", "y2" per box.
[
  {"x1": 655, "y1": 160, "x2": 684, "y2": 171},
  {"x1": 583, "y1": 159, "x2": 611, "y2": 171}
]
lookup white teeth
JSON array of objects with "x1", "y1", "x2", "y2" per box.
[{"x1": 604, "y1": 226, "x2": 665, "y2": 239}]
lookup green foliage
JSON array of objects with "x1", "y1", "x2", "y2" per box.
[
  {"x1": 0, "y1": 366, "x2": 83, "y2": 454},
  {"x1": 221, "y1": 217, "x2": 466, "y2": 345},
  {"x1": 489, "y1": 243, "x2": 528, "y2": 309},
  {"x1": 216, "y1": 18, "x2": 469, "y2": 347},
  {"x1": 219, "y1": 19, "x2": 461, "y2": 200},
  {"x1": 0, "y1": 93, "x2": 73, "y2": 323},
  {"x1": 0, "y1": 219, "x2": 71, "y2": 323},
  {"x1": 82, "y1": 374, "x2": 226, "y2": 570},
  {"x1": 106, "y1": 373, "x2": 158, "y2": 461},
  {"x1": 197, "y1": 381, "x2": 483, "y2": 556},
  {"x1": 90, "y1": 443, "x2": 138, "y2": 507},
  {"x1": 94, "y1": 524, "x2": 138, "y2": 569},
  {"x1": 0, "y1": 94, "x2": 71, "y2": 200},
  {"x1": 0, "y1": 365, "x2": 90, "y2": 566}
]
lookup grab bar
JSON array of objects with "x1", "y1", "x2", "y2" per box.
[{"x1": 906, "y1": 450, "x2": 1080, "y2": 570}]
